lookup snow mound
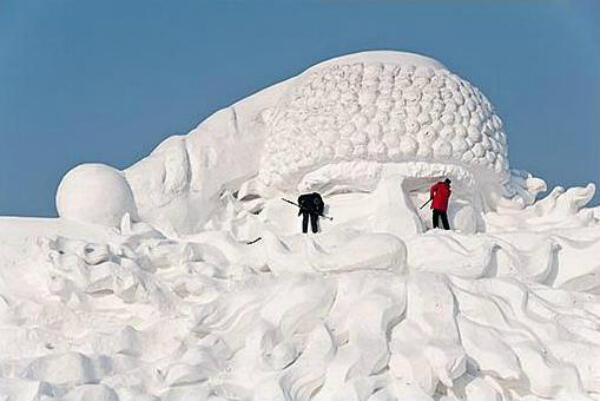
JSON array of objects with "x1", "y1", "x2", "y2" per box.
[{"x1": 56, "y1": 164, "x2": 138, "y2": 227}]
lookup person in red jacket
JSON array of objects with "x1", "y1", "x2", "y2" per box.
[{"x1": 429, "y1": 178, "x2": 452, "y2": 230}]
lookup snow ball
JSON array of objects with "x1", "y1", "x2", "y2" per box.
[
  {"x1": 423, "y1": 85, "x2": 440, "y2": 98},
  {"x1": 430, "y1": 74, "x2": 445, "y2": 88},
  {"x1": 492, "y1": 114, "x2": 503, "y2": 130},
  {"x1": 465, "y1": 98, "x2": 477, "y2": 112},
  {"x1": 454, "y1": 125, "x2": 468, "y2": 138},
  {"x1": 417, "y1": 126, "x2": 438, "y2": 145},
  {"x1": 431, "y1": 119, "x2": 444, "y2": 132},
  {"x1": 403, "y1": 89, "x2": 421, "y2": 103},
  {"x1": 405, "y1": 119, "x2": 421, "y2": 134},
  {"x1": 481, "y1": 135, "x2": 492, "y2": 150},
  {"x1": 439, "y1": 126, "x2": 455, "y2": 140},
  {"x1": 417, "y1": 143, "x2": 433, "y2": 158},
  {"x1": 459, "y1": 105, "x2": 471, "y2": 118},
  {"x1": 56, "y1": 164, "x2": 138, "y2": 227},
  {"x1": 433, "y1": 140, "x2": 453, "y2": 158},
  {"x1": 440, "y1": 88, "x2": 454, "y2": 100},
  {"x1": 365, "y1": 122, "x2": 383, "y2": 139},
  {"x1": 413, "y1": 76, "x2": 430, "y2": 88},
  {"x1": 445, "y1": 78, "x2": 459, "y2": 91},
  {"x1": 406, "y1": 103, "x2": 422, "y2": 116},
  {"x1": 396, "y1": 77, "x2": 412, "y2": 88},
  {"x1": 353, "y1": 144, "x2": 368, "y2": 158},
  {"x1": 352, "y1": 114, "x2": 369, "y2": 129},
  {"x1": 453, "y1": 92, "x2": 465, "y2": 105},
  {"x1": 470, "y1": 114, "x2": 483, "y2": 129},
  {"x1": 399, "y1": 137, "x2": 418, "y2": 156},
  {"x1": 431, "y1": 99, "x2": 445, "y2": 113},
  {"x1": 467, "y1": 125, "x2": 482, "y2": 142},
  {"x1": 389, "y1": 119, "x2": 406, "y2": 135},
  {"x1": 417, "y1": 112, "x2": 432, "y2": 125},
  {"x1": 441, "y1": 112, "x2": 455, "y2": 126},
  {"x1": 444, "y1": 101, "x2": 458, "y2": 113},
  {"x1": 451, "y1": 137, "x2": 469, "y2": 154},
  {"x1": 383, "y1": 132, "x2": 401, "y2": 148},
  {"x1": 462, "y1": 150, "x2": 475, "y2": 163},
  {"x1": 472, "y1": 143, "x2": 485, "y2": 158}
]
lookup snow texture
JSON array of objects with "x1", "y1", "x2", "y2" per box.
[{"x1": 1, "y1": 51, "x2": 599, "y2": 401}]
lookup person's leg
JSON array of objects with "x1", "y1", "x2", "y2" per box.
[
  {"x1": 310, "y1": 213, "x2": 319, "y2": 233},
  {"x1": 432, "y1": 210, "x2": 440, "y2": 228},
  {"x1": 302, "y1": 213, "x2": 309, "y2": 233},
  {"x1": 441, "y1": 211, "x2": 450, "y2": 230}
]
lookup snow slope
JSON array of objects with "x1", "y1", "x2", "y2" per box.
[{"x1": 1, "y1": 51, "x2": 599, "y2": 401}]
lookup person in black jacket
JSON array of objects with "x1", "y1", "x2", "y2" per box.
[{"x1": 298, "y1": 192, "x2": 324, "y2": 234}]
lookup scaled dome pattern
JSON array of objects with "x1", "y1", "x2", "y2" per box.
[{"x1": 259, "y1": 55, "x2": 509, "y2": 189}]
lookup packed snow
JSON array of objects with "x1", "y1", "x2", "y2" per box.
[{"x1": 1, "y1": 51, "x2": 599, "y2": 401}]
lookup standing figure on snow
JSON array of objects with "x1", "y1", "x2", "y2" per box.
[
  {"x1": 298, "y1": 192, "x2": 324, "y2": 234},
  {"x1": 429, "y1": 178, "x2": 452, "y2": 230}
]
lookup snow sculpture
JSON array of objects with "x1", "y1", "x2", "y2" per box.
[
  {"x1": 93, "y1": 51, "x2": 538, "y2": 234},
  {"x1": 1, "y1": 50, "x2": 599, "y2": 401},
  {"x1": 56, "y1": 164, "x2": 138, "y2": 227}
]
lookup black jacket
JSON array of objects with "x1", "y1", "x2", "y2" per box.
[{"x1": 298, "y1": 192, "x2": 324, "y2": 215}]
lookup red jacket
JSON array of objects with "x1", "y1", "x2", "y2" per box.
[{"x1": 430, "y1": 182, "x2": 451, "y2": 212}]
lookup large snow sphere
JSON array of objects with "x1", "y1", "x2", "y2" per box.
[{"x1": 56, "y1": 164, "x2": 138, "y2": 227}]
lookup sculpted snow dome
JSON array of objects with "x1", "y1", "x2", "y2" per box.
[{"x1": 259, "y1": 52, "x2": 509, "y2": 192}]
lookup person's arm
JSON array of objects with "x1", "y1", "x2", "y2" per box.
[
  {"x1": 430, "y1": 183, "x2": 438, "y2": 199},
  {"x1": 316, "y1": 198, "x2": 324, "y2": 215}
]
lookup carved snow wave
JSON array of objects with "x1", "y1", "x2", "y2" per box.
[{"x1": 1, "y1": 211, "x2": 599, "y2": 401}]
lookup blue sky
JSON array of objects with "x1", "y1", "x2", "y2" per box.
[{"x1": 1, "y1": 0, "x2": 599, "y2": 216}]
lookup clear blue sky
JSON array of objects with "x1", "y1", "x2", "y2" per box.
[{"x1": 1, "y1": 0, "x2": 599, "y2": 216}]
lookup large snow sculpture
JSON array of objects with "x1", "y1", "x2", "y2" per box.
[
  {"x1": 115, "y1": 52, "x2": 540, "y2": 234},
  {"x1": 56, "y1": 163, "x2": 138, "y2": 227},
  {"x1": 2, "y1": 50, "x2": 597, "y2": 401}
]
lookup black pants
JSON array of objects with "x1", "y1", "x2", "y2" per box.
[
  {"x1": 302, "y1": 212, "x2": 319, "y2": 233},
  {"x1": 432, "y1": 209, "x2": 450, "y2": 230}
]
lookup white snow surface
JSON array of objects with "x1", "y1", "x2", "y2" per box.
[{"x1": 1, "y1": 51, "x2": 600, "y2": 401}]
